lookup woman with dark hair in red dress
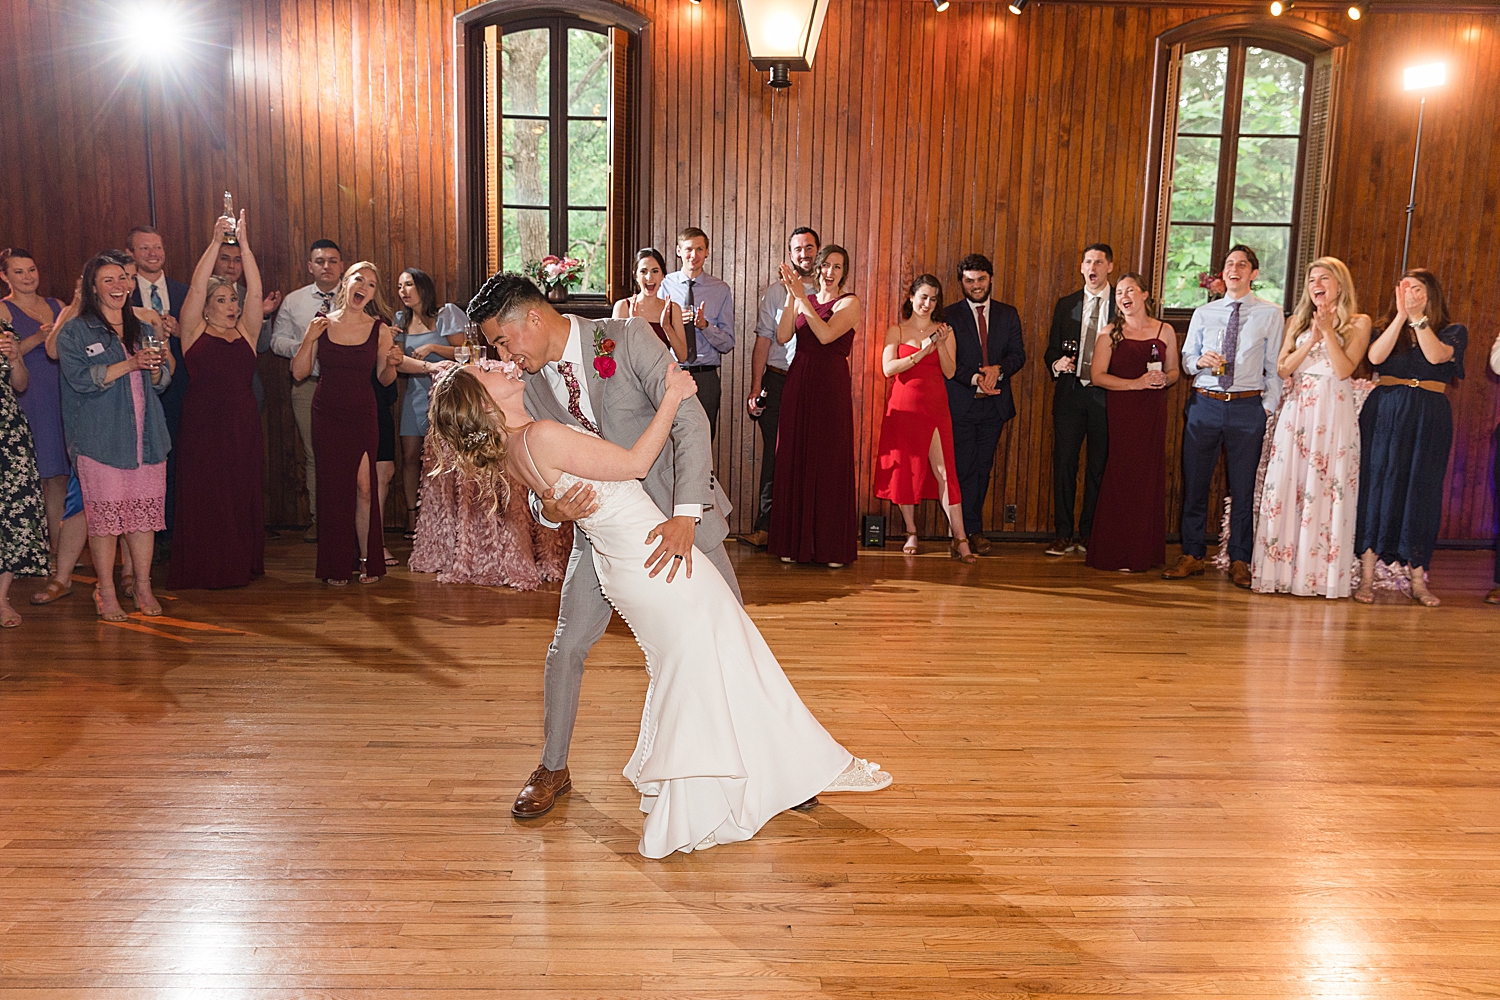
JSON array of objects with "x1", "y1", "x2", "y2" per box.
[
  {"x1": 873, "y1": 274, "x2": 974, "y2": 562},
  {"x1": 769, "y1": 245, "x2": 862, "y2": 568}
]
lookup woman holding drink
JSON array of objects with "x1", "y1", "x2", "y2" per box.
[
  {"x1": 1085, "y1": 273, "x2": 1179, "y2": 573},
  {"x1": 55, "y1": 252, "x2": 174, "y2": 620}
]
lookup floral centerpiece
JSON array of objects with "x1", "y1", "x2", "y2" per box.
[
  {"x1": 1198, "y1": 270, "x2": 1227, "y2": 301},
  {"x1": 525, "y1": 255, "x2": 587, "y2": 303}
]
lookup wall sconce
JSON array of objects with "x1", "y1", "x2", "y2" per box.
[
  {"x1": 737, "y1": 0, "x2": 830, "y2": 89},
  {"x1": 1269, "y1": 1, "x2": 1293, "y2": 15},
  {"x1": 1347, "y1": 3, "x2": 1366, "y2": 19},
  {"x1": 1009, "y1": 0, "x2": 1031, "y2": 12}
]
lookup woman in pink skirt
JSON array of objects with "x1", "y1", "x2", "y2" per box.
[{"x1": 56, "y1": 253, "x2": 173, "y2": 621}]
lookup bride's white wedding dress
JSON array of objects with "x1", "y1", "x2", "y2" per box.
[{"x1": 534, "y1": 430, "x2": 885, "y2": 858}]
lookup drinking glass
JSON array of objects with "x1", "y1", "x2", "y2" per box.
[{"x1": 454, "y1": 344, "x2": 472, "y2": 365}]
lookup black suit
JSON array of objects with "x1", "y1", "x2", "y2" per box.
[
  {"x1": 1044, "y1": 288, "x2": 1114, "y2": 542},
  {"x1": 944, "y1": 298, "x2": 1026, "y2": 538},
  {"x1": 131, "y1": 276, "x2": 191, "y2": 534}
]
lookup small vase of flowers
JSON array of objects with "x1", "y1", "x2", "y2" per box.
[
  {"x1": 525, "y1": 255, "x2": 587, "y2": 303},
  {"x1": 1198, "y1": 270, "x2": 1227, "y2": 302}
]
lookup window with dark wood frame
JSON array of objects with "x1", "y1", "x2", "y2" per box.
[
  {"x1": 1141, "y1": 14, "x2": 1346, "y2": 321},
  {"x1": 466, "y1": 5, "x2": 639, "y2": 303}
]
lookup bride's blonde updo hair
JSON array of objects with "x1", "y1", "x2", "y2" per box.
[{"x1": 427, "y1": 367, "x2": 512, "y2": 512}]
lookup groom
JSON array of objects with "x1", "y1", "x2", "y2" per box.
[{"x1": 468, "y1": 273, "x2": 741, "y2": 818}]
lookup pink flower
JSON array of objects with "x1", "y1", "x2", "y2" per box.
[
  {"x1": 593, "y1": 356, "x2": 617, "y2": 378},
  {"x1": 542, "y1": 255, "x2": 560, "y2": 265}
]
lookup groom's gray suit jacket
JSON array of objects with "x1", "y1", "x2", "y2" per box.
[{"x1": 522, "y1": 315, "x2": 731, "y2": 549}]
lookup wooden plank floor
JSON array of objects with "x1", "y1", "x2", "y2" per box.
[{"x1": 2, "y1": 536, "x2": 1499, "y2": 998}]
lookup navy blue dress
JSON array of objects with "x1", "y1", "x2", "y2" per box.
[{"x1": 1355, "y1": 323, "x2": 1467, "y2": 569}]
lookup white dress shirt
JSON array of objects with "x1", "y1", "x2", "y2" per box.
[
  {"x1": 540, "y1": 316, "x2": 702, "y2": 521},
  {"x1": 269, "y1": 283, "x2": 338, "y2": 378},
  {"x1": 1181, "y1": 289, "x2": 1285, "y2": 412},
  {"x1": 135, "y1": 274, "x2": 173, "y2": 314},
  {"x1": 1077, "y1": 286, "x2": 1111, "y2": 386}
]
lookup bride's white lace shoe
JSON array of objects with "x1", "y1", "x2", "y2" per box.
[{"x1": 822, "y1": 757, "x2": 892, "y2": 793}]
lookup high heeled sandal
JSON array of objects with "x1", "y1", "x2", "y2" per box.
[
  {"x1": 133, "y1": 591, "x2": 163, "y2": 617},
  {"x1": 902, "y1": 534, "x2": 919, "y2": 555},
  {"x1": 92, "y1": 587, "x2": 129, "y2": 623},
  {"x1": 950, "y1": 540, "x2": 977, "y2": 565},
  {"x1": 404, "y1": 502, "x2": 420, "y2": 541},
  {"x1": 823, "y1": 758, "x2": 893, "y2": 794},
  {"x1": 358, "y1": 559, "x2": 380, "y2": 585}
]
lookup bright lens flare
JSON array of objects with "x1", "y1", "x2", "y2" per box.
[
  {"x1": 124, "y1": 2, "x2": 187, "y2": 61},
  {"x1": 1403, "y1": 62, "x2": 1447, "y2": 91}
]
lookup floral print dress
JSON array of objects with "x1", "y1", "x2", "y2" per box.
[
  {"x1": 0, "y1": 347, "x2": 51, "y2": 577},
  {"x1": 1250, "y1": 329, "x2": 1360, "y2": 598}
]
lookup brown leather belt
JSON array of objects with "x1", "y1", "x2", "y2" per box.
[
  {"x1": 1377, "y1": 375, "x2": 1447, "y2": 394},
  {"x1": 1195, "y1": 387, "x2": 1262, "y2": 401}
]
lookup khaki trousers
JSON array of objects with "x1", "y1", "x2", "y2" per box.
[{"x1": 290, "y1": 376, "x2": 318, "y2": 522}]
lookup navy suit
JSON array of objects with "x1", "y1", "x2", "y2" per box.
[
  {"x1": 944, "y1": 298, "x2": 1026, "y2": 537},
  {"x1": 131, "y1": 277, "x2": 191, "y2": 534}
]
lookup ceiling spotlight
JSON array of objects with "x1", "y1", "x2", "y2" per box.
[
  {"x1": 932, "y1": 0, "x2": 950, "y2": 10},
  {"x1": 1008, "y1": 0, "x2": 1030, "y2": 14},
  {"x1": 1347, "y1": 2, "x2": 1365, "y2": 18},
  {"x1": 1269, "y1": 1, "x2": 1293, "y2": 15}
]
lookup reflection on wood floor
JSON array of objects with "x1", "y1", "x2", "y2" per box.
[{"x1": 2, "y1": 536, "x2": 1499, "y2": 997}]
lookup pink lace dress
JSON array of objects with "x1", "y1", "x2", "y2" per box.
[
  {"x1": 408, "y1": 361, "x2": 572, "y2": 590},
  {"x1": 75, "y1": 365, "x2": 166, "y2": 536}
]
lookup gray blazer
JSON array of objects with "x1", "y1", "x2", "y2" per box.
[{"x1": 523, "y1": 316, "x2": 731, "y2": 550}]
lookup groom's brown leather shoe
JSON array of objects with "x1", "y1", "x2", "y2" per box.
[
  {"x1": 512, "y1": 765, "x2": 571, "y2": 818},
  {"x1": 1162, "y1": 554, "x2": 1206, "y2": 579},
  {"x1": 1230, "y1": 560, "x2": 1253, "y2": 589}
]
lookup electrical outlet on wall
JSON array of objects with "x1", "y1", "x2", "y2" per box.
[{"x1": 1004, "y1": 504, "x2": 1017, "y2": 524}]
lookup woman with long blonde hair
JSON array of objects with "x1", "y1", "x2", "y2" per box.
[
  {"x1": 1354, "y1": 268, "x2": 1467, "y2": 606},
  {"x1": 1250, "y1": 256, "x2": 1372, "y2": 598},
  {"x1": 292, "y1": 261, "x2": 400, "y2": 585}
]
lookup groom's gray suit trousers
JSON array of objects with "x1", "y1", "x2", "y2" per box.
[{"x1": 539, "y1": 533, "x2": 742, "y2": 771}]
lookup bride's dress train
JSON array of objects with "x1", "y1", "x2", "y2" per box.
[{"x1": 552, "y1": 458, "x2": 887, "y2": 858}]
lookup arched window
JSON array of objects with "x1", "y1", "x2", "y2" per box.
[
  {"x1": 1142, "y1": 15, "x2": 1347, "y2": 316},
  {"x1": 456, "y1": 0, "x2": 648, "y2": 303}
]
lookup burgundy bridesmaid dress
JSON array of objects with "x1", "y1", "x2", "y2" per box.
[
  {"x1": 167, "y1": 333, "x2": 264, "y2": 588},
  {"x1": 1087, "y1": 336, "x2": 1168, "y2": 572},
  {"x1": 312, "y1": 321, "x2": 384, "y2": 581},
  {"x1": 769, "y1": 293, "x2": 858, "y2": 565}
]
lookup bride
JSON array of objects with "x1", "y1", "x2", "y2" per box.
[{"x1": 427, "y1": 358, "x2": 891, "y2": 858}]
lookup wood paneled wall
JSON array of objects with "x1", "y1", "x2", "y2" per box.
[{"x1": 2, "y1": 0, "x2": 1497, "y2": 542}]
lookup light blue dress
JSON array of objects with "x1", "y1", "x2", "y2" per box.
[{"x1": 398, "y1": 303, "x2": 468, "y2": 437}]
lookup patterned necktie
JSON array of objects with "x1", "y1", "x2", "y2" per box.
[
  {"x1": 149, "y1": 283, "x2": 163, "y2": 314},
  {"x1": 684, "y1": 279, "x2": 698, "y2": 363},
  {"x1": 1219, "y1": 300, "x2": 1242, "y2": 390},
  {"x1": 1079, "y1": 296, "x2": 1101, "y2": 383},
  {"x1": 315, "y1": 291, "x2": 334, "y2": 317},
  {"x1": 556, "y1": 361, "x2": 601, "y2": 436}
]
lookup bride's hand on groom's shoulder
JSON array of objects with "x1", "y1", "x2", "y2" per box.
[{"x1": 664, "y1": 362, "x2": 698, "y2": 402}]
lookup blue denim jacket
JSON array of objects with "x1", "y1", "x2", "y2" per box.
[{"x1": 57, "y1": 314, "x2": 173, "y2": 469}]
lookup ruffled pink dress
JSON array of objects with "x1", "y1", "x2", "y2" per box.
[{"x1": 408, "y1": 361, "x2": 572, "y2": 590}]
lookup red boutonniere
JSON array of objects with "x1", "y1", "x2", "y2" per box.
[{"x1": 593, "y1": 329, "x2": 617, "y2": 378}]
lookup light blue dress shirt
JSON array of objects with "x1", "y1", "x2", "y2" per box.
[
  {"x1": 754, "y1": 278, "x2": 816, "y2": 372},
  {"x1": 659, "y1": 269, "x2": 735, "y2": 366},
  {"x1": 1181, "y1": 291, "x2": 1286, "y2": 412}
]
